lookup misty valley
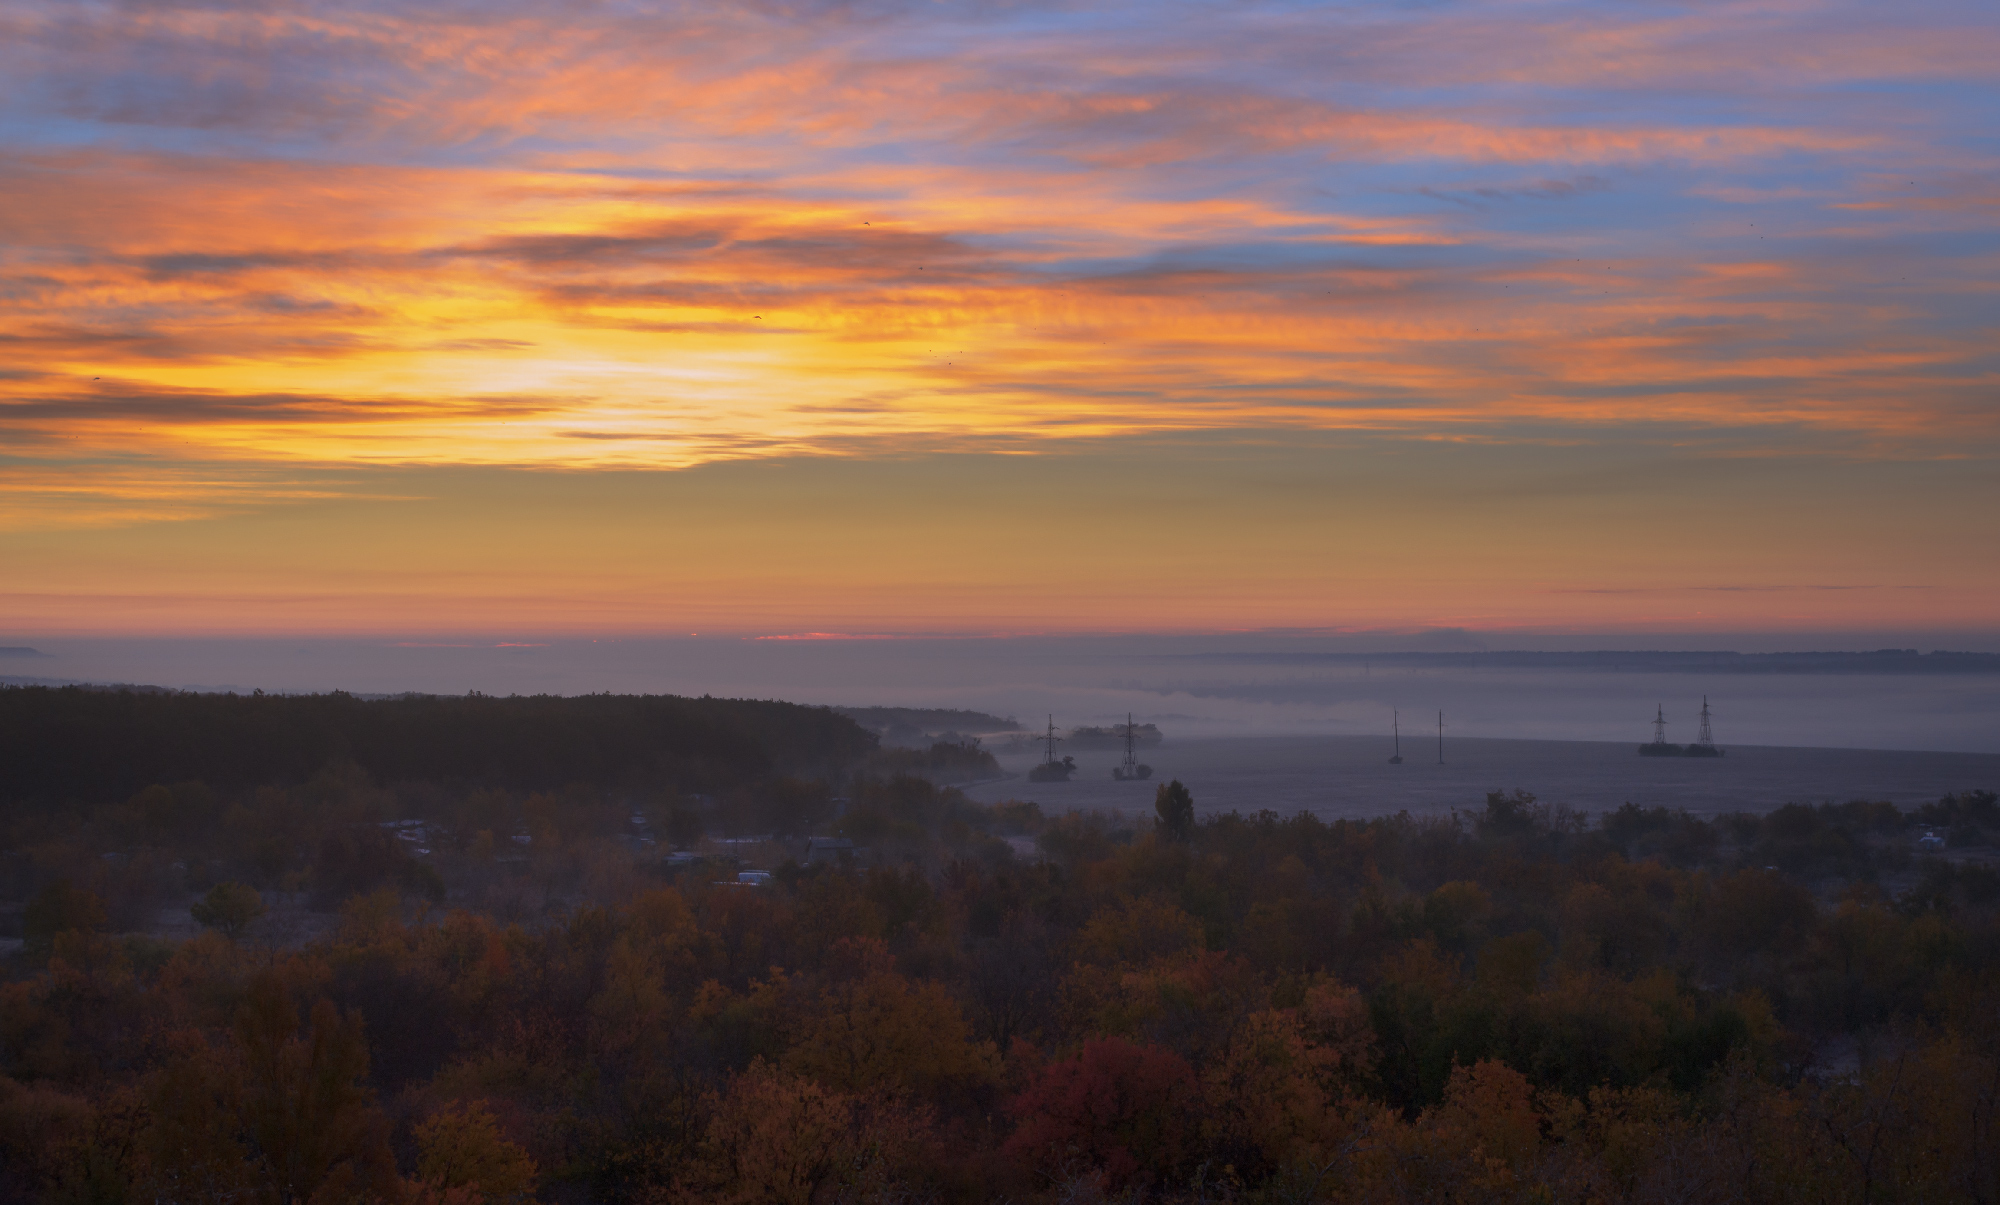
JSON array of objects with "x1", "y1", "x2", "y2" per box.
[
  {"x1": 7, "y1": 0, "x2": 1997, "y2": 1197},
  {"x1": 0, "y1": 687, "x2": 1996, "y2": 1204}
]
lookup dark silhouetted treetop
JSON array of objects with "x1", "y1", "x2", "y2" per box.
[{"x1": 1155, "y1": 778, "x2": 1195, "y2": 842}]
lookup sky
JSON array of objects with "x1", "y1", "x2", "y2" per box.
[{"x1": 3, "y1": 0, "x2": 1997, "y2": 640}]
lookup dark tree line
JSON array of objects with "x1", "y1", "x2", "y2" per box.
[{"x1": 0, "y1": 688, "x2": 877, "y2": 808}]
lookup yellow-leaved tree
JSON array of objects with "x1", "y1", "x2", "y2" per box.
[
  {"x1": 414, "y1": 1102, "x2": 537, "y2": 1204},
  {"x1": 786, "y1": 967, "x2": 1000, "y2": 1097}
]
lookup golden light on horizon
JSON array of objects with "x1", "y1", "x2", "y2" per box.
[{"x1": 2, "y1": 0, "x2": 1996, "y2": 635}]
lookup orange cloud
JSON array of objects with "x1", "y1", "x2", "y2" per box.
[{"x1": 0, "y1": 0, "x2": 1994, "y2": 635}]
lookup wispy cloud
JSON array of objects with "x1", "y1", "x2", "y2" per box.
[
  {"x1": 752, "y1": 632, "x2": 916, "y2": 641},
  {"x1": 1548, "y1": 585, "x2": 1901, "y2": 595},
  {"x1": 0, "y1": 0, "x2": 1993, "y2": 508}
]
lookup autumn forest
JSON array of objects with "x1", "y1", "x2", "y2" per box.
[{"x1": 1, "y1": 688, "x2": 1996, "y2": 1204}]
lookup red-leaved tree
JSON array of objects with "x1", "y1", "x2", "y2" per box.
[{"x1": 1003, "y1": 1037, "x2": 1199, "y2": 1191}]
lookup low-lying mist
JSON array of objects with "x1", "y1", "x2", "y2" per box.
[{"x1": 6, "y1": 633, "x2": 1999, "y2": 753}]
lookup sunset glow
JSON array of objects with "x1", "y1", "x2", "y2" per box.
[{"x1": 3, "y1": 0, "x2": 1996, "y2": 635}]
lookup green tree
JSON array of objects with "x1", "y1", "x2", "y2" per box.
[
  {"x1": 233, "y1": 976, "x2": 402, "y2": 1205},
  {"x1": 1155, "y1": 779, "x2": 1195, "y2": 842},
  {"x1": 191, "y1": 882, "x2": 267, "y2": 942},
  {"x1": 23, "y1": 881, "x2": 109, "y2": 956}
]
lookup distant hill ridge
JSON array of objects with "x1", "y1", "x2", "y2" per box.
[
  {"x1": 1068, "y1": 722, "x2": 1164, "y2": 749},
  {"x1": 834, "y1": 706, "x2": 1021, "y2": 733},
  {"x1": 1187, "y1": 649, "x2": 2000, "y2": 675}
]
